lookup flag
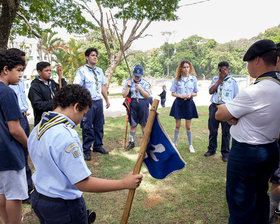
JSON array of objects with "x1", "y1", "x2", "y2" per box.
[{"x1": 144, "y1": 115, "x2": 186, "y2": 179}]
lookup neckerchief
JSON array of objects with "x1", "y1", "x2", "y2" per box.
[
  {"x1": 37, "y1": 112, "x2": 74, "y2": 140},
  {"x1": 254, "y1": 71, "x2": 280, "y2": 85},
  {"x1": 218, "y1": 74, "x2": 231, "y2": 101},
  {"x1": 86, "y1": 64, "x2": 100, "y2": 92}
]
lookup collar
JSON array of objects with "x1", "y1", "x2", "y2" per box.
[
  {"x1": 37, "y1": 112, "x2": 74, "y2": 140},
  {"x1": 254, "y1": 71, "x2": 280, "y2": 85}
]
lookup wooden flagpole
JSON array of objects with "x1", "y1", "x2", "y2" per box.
[
  {"x1": 121, "y1": 99, "x2": 159, "y2": 224},
  {"x1": 124, "y1": 114, "x2": 129, "y2": 150}
]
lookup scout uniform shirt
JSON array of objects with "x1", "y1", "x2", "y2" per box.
[
  {"x1": 28, "y1": 112, "x2": 91, "y2": 200},
  {"x1": 209, "y1": 74, "x2": 239, "y2": 104},
  {"x1": 122, "y1": 78, "x2": 152, "y2": 99},
  {"x1": 9, "y1": 78, "x2": 29, "y2": 114},
  {"x1": 170, "y1": 75, "x2": 198, "y2": 95},
  {"x1": 74, "y1": 65, "x2": 106, "y2": 101}
]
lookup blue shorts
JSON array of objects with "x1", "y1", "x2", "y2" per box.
[
  {"x1": 129, "y1": 98, "x2": 149, "y2": 127},
  {"x1": 169, "y1": 98, "x2": 198, "y2": 120}
]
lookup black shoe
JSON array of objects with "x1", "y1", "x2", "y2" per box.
[
  {"x1": 221, "y1": 156, "x2": 228, "y2": 162},
  {"x1": 204, "y1": 151, "x2": 216, "y2": 157},
  {"x1": 93, "y1": 148, "x2": 109, "y2": 154},
  {"x1": 125, "y1": 142, "x2": 135, "y2": 151},
  {"x1": 87, "y1": 209, "x2": 96, "y2": 223},
  {"x1": 84, "y1": 153, "x2": 91, "y2": 161},
  {"x1": 22, "y1": 197, "x2": 31, "y2": 204}
]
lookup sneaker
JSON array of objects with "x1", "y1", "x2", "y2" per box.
[
  {"x1": 221, "y1": 156, "x2": 228, "y2": 162},
  {"x1": 22, "y1": 197, "x2": 31, "y2": 204},
  {"x1": 125, "y1": 141, "x2": 135, "y2": 151},
  {"x1": 84, "y1": 153, "x2": 91, "y2": 161},
  {"x1": 189, "y1": 145, "x2": 195, "y2": 153}
]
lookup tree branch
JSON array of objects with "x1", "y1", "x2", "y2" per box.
[{"x1": 16, "y1": 11, "x2": 42, "y2": 39}]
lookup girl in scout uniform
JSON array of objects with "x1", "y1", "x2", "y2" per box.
[{"x1": 170, "y1": 60, "x2": 198, "y2": 153}]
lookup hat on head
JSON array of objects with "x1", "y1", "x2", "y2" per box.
[
  {"x1": 133, "y1": 65, "x2": 143, "y2": 77},
  {"x1": 243, "y1": 39, "x2": 277, "y2": 61}
]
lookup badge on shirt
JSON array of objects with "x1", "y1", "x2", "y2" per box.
[{"x1": 65, "y1": 142, "x2": 81, "y2": 158}]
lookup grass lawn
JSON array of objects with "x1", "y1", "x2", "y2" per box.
[{"x1": 22, "y1": 105, "x2": 229, "y2": 224}]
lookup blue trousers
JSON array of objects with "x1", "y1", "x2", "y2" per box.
[
  {"x1": 31, "y1": 190, "x2": 88, "y2": 224},
  {"x1": 20, "y1": 114, "x2": 33, "y2": 196},
  {"x1": 208, "y1": 103, "x2": 231, "y2": 157},
  {"x1": 227, "y1": 139, "x2": 279, "y2": 224},
  {"x1": 81, "y1": 100, "x2": 104, "y2": 154}
]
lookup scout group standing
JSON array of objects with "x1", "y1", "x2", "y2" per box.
[{"x1": 0, "y1": 40, "x2": 279, "y2": 224}]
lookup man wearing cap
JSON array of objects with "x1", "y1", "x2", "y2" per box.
[
  {"x1": 122, "y1": 65, "x2": 152, "y2": 151},
  {"x1": 215, "y1": 39, "x2": 280, "y2": 223},
  {"x1": 74, "y1": 47, "x2": 110, "y2": 161}
]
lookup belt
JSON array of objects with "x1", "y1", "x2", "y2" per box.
[
  {"x1": 34, "y1": 188, "x2": 65, "y2": 202},
  {"x1": 22, "y1": 112, "x2": 27, "y2": 116},
  {"x1": 212, "y1": 103, "x2": 223, "y2": 107}
]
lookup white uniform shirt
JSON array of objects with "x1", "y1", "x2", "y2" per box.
[{"x1": 226, "y1": 79, "x2": 280, "y2": 145}]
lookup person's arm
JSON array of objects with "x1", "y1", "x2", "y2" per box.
[
  {"x1": 102, "y1": 84, "x2": 110, "y2": 109},
  {"x1": 7, "y1": 120, "x2": 28, "y2": 148},
  {"x1": 135, "y1": 83, "x2": 150, "y2": 99},
  {"x1": 215, "y1": 104, "x2": 234, "y2": 122},
  {"x1": 75, "y1": 172, "x2": 143, "y2": 192},
  {"x1": 122, "y1": 80, "x2": 131, "y2": 98},
  {"x1": 28, "y1": 85, "x2": 52, "y2": 112},
  {"x1": 209, "y1": 79, "x2": 222, "y2": 94}
]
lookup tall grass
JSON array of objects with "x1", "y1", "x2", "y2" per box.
[{"x1": 23, "y1": 106, "x2": 229, "y2": 224}]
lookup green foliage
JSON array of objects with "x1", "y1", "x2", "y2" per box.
[
  {"x1": 97, "y1": 0, "x2": 179, "y2": 21},
  {"x1": 10, "y1": 0, "x2": 94, "y2": 39},
  {"x1": 258, "y1": 25, "x2": 280, "y2": 44}
]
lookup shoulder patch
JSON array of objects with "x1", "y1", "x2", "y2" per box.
[{"x1": 65, "y1": 142, "x2": 80, "y2": 153}]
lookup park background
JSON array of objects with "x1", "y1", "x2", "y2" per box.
[{"x1": 1, "y1": 0, "x2": 280, "y2": 223}]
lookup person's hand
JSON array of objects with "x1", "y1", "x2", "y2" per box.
[
  {"x1": 227, "y1": 117, "x2": 238, "y2": 125},
  {"x1": 180, "y1": 94, "x2": 188, "y2": 100},
  {"x1": 218, "y1": 68, "x2": 227, "y2": 81},
  {"x1": 56, "y1": 64, "x2": 63, "y2": 78},
  {"x1": 187, "y1": 93, "x2": 192, "y2": 99},
  {"x1": 128, "y1": 80, "x2": 132, "y2": 86},
  {"x1": 123, "y1": 172, "x2": 143, "y2": 189},
  {"x1": 105, "y1": 100, "x2": 110, "y2": 109},
  {"x1": 135, "y1": 84, "x2": 142, "y2": 91}
]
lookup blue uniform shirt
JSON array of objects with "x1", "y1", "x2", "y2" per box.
[
  {"x1": 28, "y1": 112, "x2": 91, "y2": 199},
  {"x1": 122, "y1": 78, "x2": 152, "y2": 99},
  {"x1": 170, "y1": 76, "x2": 198, "y2": 95},
  {"x1": 0, "y1": 82, "x2": 25, "y2": 171},
  {"x1": 9, "y1": 78, "x2": 29, "y2": 113},
  {"x1": 209, "y1": 74, "x2": 239, "y2": 104},
  {"x1": 74, "y1": 65, "x2": 106, "y2": 100}
]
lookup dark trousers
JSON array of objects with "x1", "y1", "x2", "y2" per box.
[
  {"x1": 208, "y1": 103, "x2": 231, "y2": 157},
  {"x1": 31, "y1": 190, "x2": 88, "y2": 224},
  {"x1": 20, "y1": 115, "x2": 33, "y2": 196},
  {"x1": 227, "y1": 139, "x2": 279, "y2": 224},
  {"x1": 81, "y1": 99, "x2": 104, "y2": 154}
]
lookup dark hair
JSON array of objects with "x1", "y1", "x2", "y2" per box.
[
  {"x1": 260, "y1": 50, "x2": 277, "y2": 66},
  {"x1": 7, "y1": 48, "x2": 26, "y2": 57},
  {"x1": 36, "y1": 61, "x2": 51, "y2": 71},
  {"x1": 218, "y1": 61, "x2": 229, "y2": 68},
  {"x1": 276, "y1": 43, "x2": 280, "y2": 56},
  {"x1": 0, "y1": 50, "x2": 25, "y2": 72},
  {"x1": 85, "y1": 48, "x2": 98, "y2": 57},
  {"x1": 52, "y1": 84, "x2": 92, "y2": 111}
]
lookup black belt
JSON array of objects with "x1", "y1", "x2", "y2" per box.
[
  {"x1": 22, "y1": 112, "x2": 27, "y2": 116},
  {"x1": 212, "y1": 103, "x2": 223, "y2": 107},
  {"x1": 34, "y1": 188, "x2": 67, "y2": 202}
]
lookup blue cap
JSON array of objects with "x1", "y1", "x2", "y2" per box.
[{"x1": 133, "y1": 65, "x2": 143, "y2": 77}]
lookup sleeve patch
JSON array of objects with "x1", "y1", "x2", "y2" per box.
[{"x1": 65, "y1": 142, "x2": 80, "y2": 153}]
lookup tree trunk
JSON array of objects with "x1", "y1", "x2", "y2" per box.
[
  {"x1": 104, "y1": 61, "x2": 119, "y2": 90},
  {"x1": 0, "y1": 0, "x2": 21, "y2": 50}
]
